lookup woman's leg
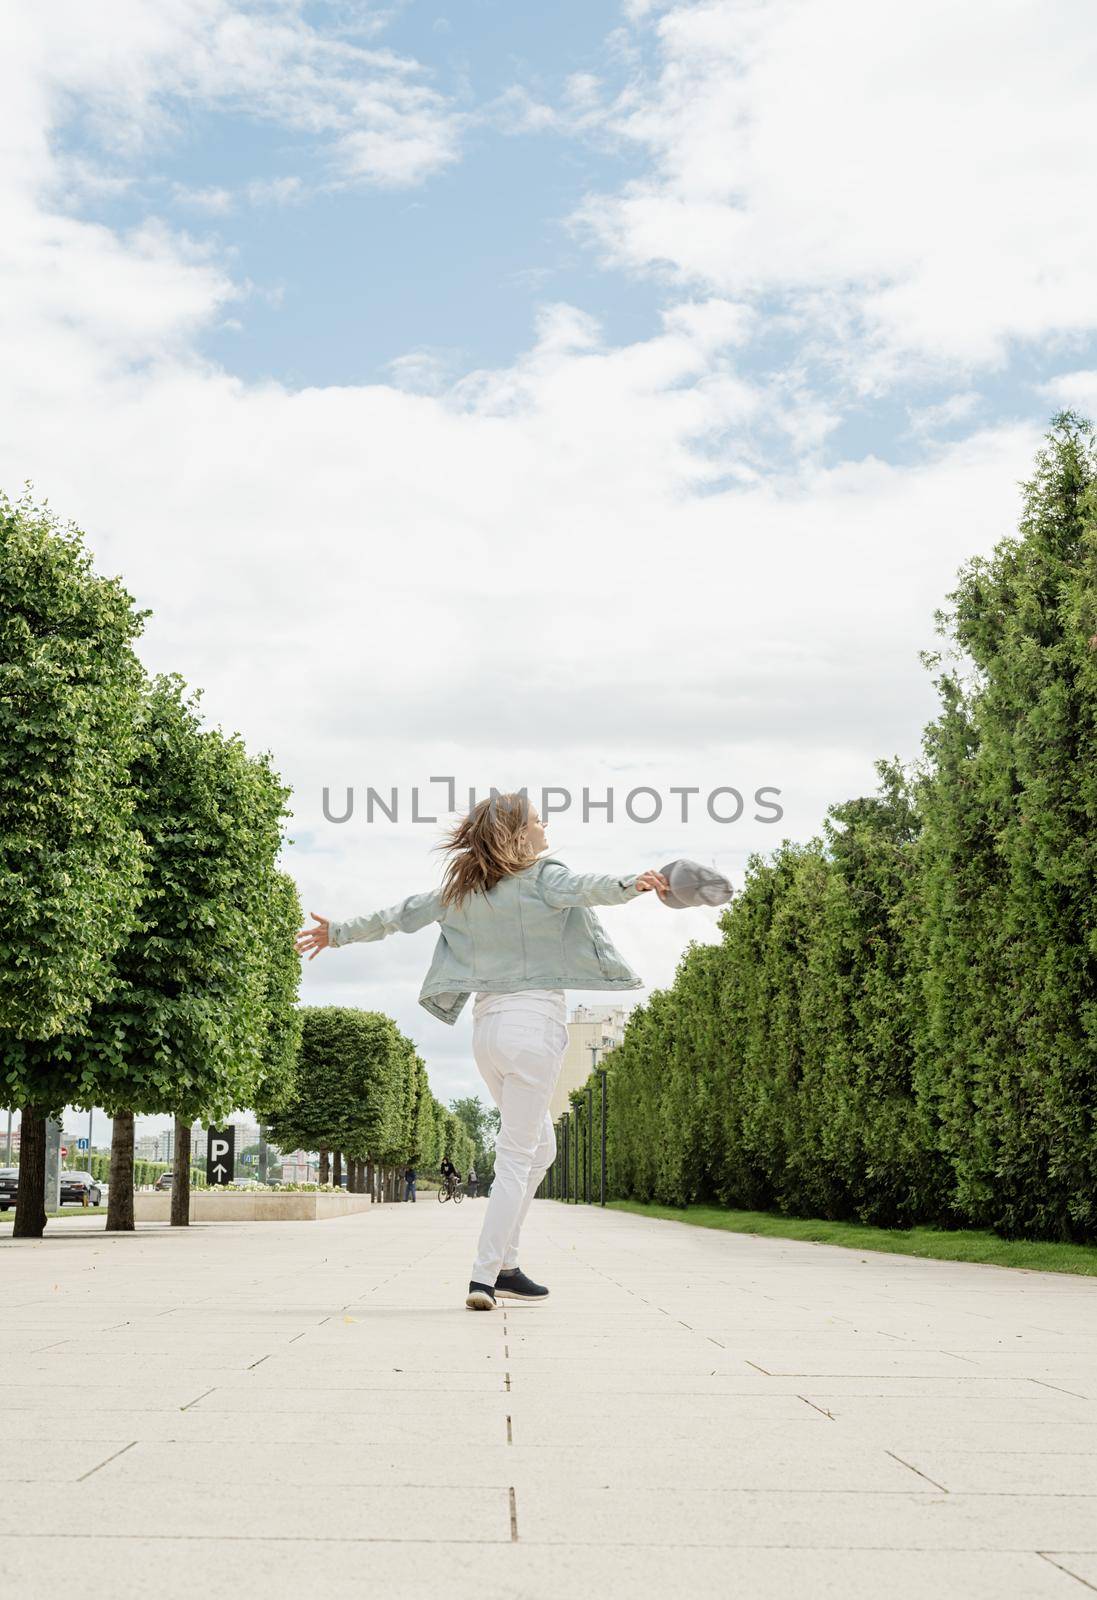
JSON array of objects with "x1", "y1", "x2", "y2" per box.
[
  {"x1": 500, "y1": 1108, "x2": 556, "y2": 1271},
  {"x1": 470, "y1": 1010, "x2": 562, "y2": 1287}
]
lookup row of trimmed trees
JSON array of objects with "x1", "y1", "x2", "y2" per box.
[
  {"x1": 0, "y1": 492, "x2": 302, "y2": 1235},
  {"x1": 567, "y1": 414, "x2": 1097, "y2": 1243},
  {"x1": 268, "y1": 1007, "x2": 475, "y2": 1197},
  {"x1": 2, "y1": 493, "x2": 475, "y2": 1235}
]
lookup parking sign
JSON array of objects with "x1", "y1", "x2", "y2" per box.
[{"x1": 206, "y1": 1127, "x2": 236, "y2": 1186}]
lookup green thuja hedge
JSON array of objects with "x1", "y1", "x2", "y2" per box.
[
  {"x1": 580, "y1": 414, "x2": 1097, "y2": 1244},
  {"x1": 76, "y1": 1152, "x2": 207, "y2": 1189}
]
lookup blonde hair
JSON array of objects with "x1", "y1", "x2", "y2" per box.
[{"x1": 437, "y1": 791, "x2": 541, "y2": 909}]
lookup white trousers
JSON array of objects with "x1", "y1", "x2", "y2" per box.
[{"x1": 470, "y1": 991, "x2": 567, "y2": 1285}]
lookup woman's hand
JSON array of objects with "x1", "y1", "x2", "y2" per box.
[
  {"x1": 295, "y1": 912, "x2": 331, "y2": 961},
  {"x1": 635, "y1": 870, "x2": 670, "y2": 900}
]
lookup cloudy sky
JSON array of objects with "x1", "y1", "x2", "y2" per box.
[{"x1": 5, "y1": 0, "x2": 1097, "y2": 1126}]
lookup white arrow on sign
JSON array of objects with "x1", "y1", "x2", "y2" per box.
[{"x1": 212, "y1": 1163, "x2": 228, "y2": 1180}]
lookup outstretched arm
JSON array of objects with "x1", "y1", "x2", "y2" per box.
[
  {"x1": 537, "y1": 864, "x2": 669, "y2": 910},
  {"x1": 295, "y1": 887, "x2": 443, "y2": 961}
]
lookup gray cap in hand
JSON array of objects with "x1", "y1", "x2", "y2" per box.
[{"x1": 658, "y1": 859, "x2": 734, "y2": 910}]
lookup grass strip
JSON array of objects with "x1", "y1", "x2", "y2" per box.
[
  {"x1": 601, "y1": 1200, "x2": 1097, "y2": 1277},
  {"x1": 0, "y1": 1205, "x2": 110, "y2": 1224}
]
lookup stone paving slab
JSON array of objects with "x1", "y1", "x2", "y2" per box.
[
  {"x1": 890, "y1": 1450, "x2": 1097, "y2": 1495},
  {"x1": 1047, "y1": 1554, "x2": 1097, "y2": 1588},
  {"x1": 0, "y1": 1480, "x2": 510, "y2": 1541},
  {"x1": 0, "y1": 1538, "x2": 1084, "y2": 1599},
  {"x1": 3, "y1": 1198, "x2": 1096, "y2": 1597},
  {"x1": 66, "y1": 1437, "x2": 923, "y2": 1494},
  {"x1": 513, "y1": 1483, "x2": 1097, "y2": 1549}
]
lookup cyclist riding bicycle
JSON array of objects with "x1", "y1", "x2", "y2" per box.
[{"x1": 440, "y1": 1156, "x2": 460, "y2": 1198}]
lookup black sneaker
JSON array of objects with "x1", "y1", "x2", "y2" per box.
[
  {"x1": 466, "y1": 1280, "x2": 497, "y2": 1311},
  {"x1": 494, "y1": 1266, "x2": 549, "y2": 1301}
]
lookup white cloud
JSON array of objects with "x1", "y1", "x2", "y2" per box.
[
  {"x1": 563, "y1": 72, "x2": 603, "y2": 111},
  {"x1": 2, "y1": 0, "x2": 462, "y2": 194},
  {"x1": 488, "y1": 85, "x2": 561, "y2": 135},
  {"x1": 171, "y1": 175, "x2": 305, "y2": 214},
  {"x1": 246, "y1": 174, "x2": 305, "y2": 206},
  {"x1": 386, "y1": 347, "x2": 459, "y2": 395},
  {"x1": 1039, "y1": 370, "x2": 1097, "y2": 414},
  {"x1": 575, "y1": 0, "x2": 1097, "y2": 380},
  {"x1": 661, "y1": 297, "x2": 754, "y2": 350},
  {"x1": 907, "y1": 391, "x2": 980, "y2": 438},
  {"x1": 173, "y1": 183, "x2": 235, "y2": 213}
]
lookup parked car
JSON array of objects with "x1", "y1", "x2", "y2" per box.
[
  {"x1": 155, "y1": 1171, "x2": 173, "y2": 1190},
  {"x1": 60, "y1": 1170, "x2": 103, "y2": 1206},
  {"x1": 0, "y1": 1168, "x2": 17, "y2": 1211}
]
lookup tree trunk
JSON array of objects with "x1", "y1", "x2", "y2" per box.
[
  {"x1": 171, "y1": 1116, "x2": 191, "y2": 1226},
  {"x1": 332, "y1": 1151, "x2": 342, "y2": 1188},
  {"x1": 106, "y1": 1111, "x2": 135, "y2": 1231},
  {"x1": 366, "y1": 1159, "x2": 375, "y2": 1202},
  {"x1": 13, "y1": 1106, "x2": 47, "y2": 1239},
  {"x1": 319, "y1": 1146, "x2": 330, "y2": 1186},
  {"x1": 356, "y1": 1158, "x2": 365, "y2": 1194},
  {"x1": 344, "y1": 1157, "x2": 355, "y2": 1193}
]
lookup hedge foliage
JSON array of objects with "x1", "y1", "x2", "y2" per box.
[{"x1": 570, "y1": 414, "x2": 1097, "y2": 1243}]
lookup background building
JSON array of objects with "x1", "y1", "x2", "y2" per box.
[
  {"x1": 280, "y1": 1151, "x2": 318, "y2": 1183},
  {"x1": 134, "y1": 1129, "x2": 176, "y2": 1163},
  {"x1": 549, "y1": 1004, "x2": 628, "y2": 1122}
]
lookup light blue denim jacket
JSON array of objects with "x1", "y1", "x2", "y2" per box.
[{"x1": 329, "y1": 856, "x2": 644, "y2": 1025}]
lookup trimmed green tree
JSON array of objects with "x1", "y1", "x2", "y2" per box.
[
  {"x1": 914, "y1": 411, "x2": 1097, "y2": 1237},
  {"x1": 0, "y1": 493, "x2": 147, "y2": 1238}
]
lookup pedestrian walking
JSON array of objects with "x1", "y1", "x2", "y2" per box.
[
  {"x1": 467, "y1": 1164, "x2": 478, "y2": 1199},
  {"x1": 403, "y1": 1165, "x2": 417, "y2": 1202},
  {"x1": 295, "y1": 791, "x2": 670, "y2": 1311}
]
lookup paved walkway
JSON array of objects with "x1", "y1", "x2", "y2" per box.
[{"x1": 2, "y1": 1200, "x2": 1096, "y2": 1597}]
